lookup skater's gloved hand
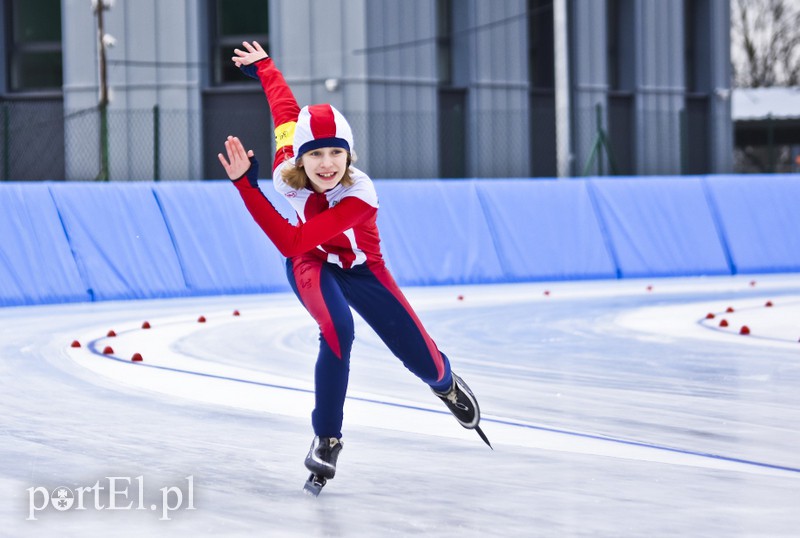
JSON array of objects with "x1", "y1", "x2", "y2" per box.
[
  {"x1": 217, "y1": 135, "x2": 259, "y2": 186},
  {"x1": 232, "y1": 41, "x2": 268, "y2": 79},
  {"x1": 241, "y1": 155, "x2": 260, "y2": 187}
]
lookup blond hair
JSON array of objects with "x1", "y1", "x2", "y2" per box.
[{"x1": 280, "y1": 153, "x2": 356, "y2": 190}]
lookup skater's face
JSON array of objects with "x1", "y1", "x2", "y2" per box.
[{"x1": 300, "y1": 147, "x2": 349, "y2": 193}]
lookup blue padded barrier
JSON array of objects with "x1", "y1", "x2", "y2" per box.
[
  {"x1": 0, "y1": 183, "x2": 90, "y2": 306},
  {"x1": 703, "y1": 175, "x2": 800, "y2": 273},
  {"x1": 374, "y1": 180, "x2": 505, "y2": 285},
  {"x1": 3, "y1": 175, "x2": 800, "y2": 308},
  {"x1": 588, "y1": 177, "x2": 731, "y2": 277},
  {"x1": 474, "y1": 179, "x2": 616, "y2": 281},
  {"x1": 48, "y1": 183, "x2": 188, "y2": 301},
  {"x1": 153, "y1": 181, "x2": 293, "y2": 295}
]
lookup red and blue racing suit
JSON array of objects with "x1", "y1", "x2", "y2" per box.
[{"x1": 232, "y1": 58, "x2": 453, "y2": 438}]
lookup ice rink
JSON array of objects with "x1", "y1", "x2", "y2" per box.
[{"x1": 2, "y1": 274, "x2": 799, "y2": 537}]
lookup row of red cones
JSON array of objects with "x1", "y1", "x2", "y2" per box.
[
  {"x1": 704, "y1": 300, "x2": 794, "y2": 339},
  {"x1": 69, "y1": 310, "x2": 242, "y2": 360}
]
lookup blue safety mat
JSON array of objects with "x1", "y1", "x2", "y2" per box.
[
  {"x1": 153, "y1": 181, "x2": 292, "y2": 295},
  {"x1": 475, "y1": 179, "x2": 616, "y2": 281},
  {"x1": 589, "y1": 177, "x2": 731, "y2": 277},
  {"x1": 374, "y1": 180, "x2": 505, "y2": 285},
  {"x1": 704, "y1": 175, "x2": 800, "y2": 273},
  {"x1": 3, "y1": 175, "x2": 799, "y2": 307},
  {"x1": 49, "y1": 183, "x2": 188, "y2": 301},
  {"x1": 0, "y1": 183, "x2": 89, "y2": 306}
]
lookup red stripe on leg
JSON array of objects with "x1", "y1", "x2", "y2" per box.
[{"x1": 292, "y1": 257, "x2": 342, "y2": 359}]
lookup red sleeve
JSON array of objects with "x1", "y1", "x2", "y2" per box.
[
  {"x1": 234, "y1": 180, "x2": 377, "y2": 258},
  {"x1": 254, "y1": 58, "x2": 301, "y2": 171}
]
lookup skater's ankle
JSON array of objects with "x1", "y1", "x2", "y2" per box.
[{"x1": 430, "y1": 374, "x2": 454, "y2": 394}]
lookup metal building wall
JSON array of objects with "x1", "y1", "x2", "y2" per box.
[
  {"x1": 61, "y1": 0, "x2": 202, "y2": 181},
  {"x1": 269, "y1": 0, "x2": 368, "y2": 107},
  {"x1": 469, "y1": 0, "x2": 530, "y2": 178},
  {"x1": 706, "y1": 0, "x2": 734, "y2": 173},
  {"x1": 635, "y1": 0, "x2": 685, "y2": 175},
  {"x1": 8, "y1": 0, "x2": 732, "y2": 181},
  {"x1": 363, "y1": 0, "x2": 438, "y2": 179},
  {"x1": 570, "y1": 0, "x2": 609, "y2": 177},
  {"x1": 569, "y1": 0, "x2": 733, "y2": 176},
  {"x1": 272, "y1": 0, "x2": 529, "y2": 179}
]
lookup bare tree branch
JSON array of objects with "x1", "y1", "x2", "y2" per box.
[{"x1": 731, "y1": 0, "x2": 800, "y2": 87}]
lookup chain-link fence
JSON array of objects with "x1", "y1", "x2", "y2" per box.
[
  {"x1": 0, "y1": 102, "x2": 200, "y2": 182},
  {"x1": 63, "y1": 106, "x2": 205, "y2": 182},
  {"x1": 735, "y1": 146, "x2": 800, "y2": 174},
  {"x1": 0, "y1": 99, "x2": 751, "y2": 181},
  {"x1": 0, "y1": 100, "x2": 66, "y2": 181},
  {"x1": 734, "y1": 114, "x2": 800, "y2": 174}
]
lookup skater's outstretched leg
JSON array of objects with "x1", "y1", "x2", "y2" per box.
[{"x1": 304, "y1": 436, "x2": 343, "y2": 480}]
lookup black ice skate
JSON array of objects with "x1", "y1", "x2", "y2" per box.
[
  {"x1": 303, "y1": 436, "x2": 343, "y2": 496},
  {"x1": 433, "y1": 373, "x2": 492, "y2": 449}
]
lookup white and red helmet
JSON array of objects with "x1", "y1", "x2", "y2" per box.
[{"x1": 293, "y1": 104, "x2": 354, "y2": 160}]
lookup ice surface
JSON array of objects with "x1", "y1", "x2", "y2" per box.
[{"x1": 1, "y1": 275, "x2": 799, "y2": 536}]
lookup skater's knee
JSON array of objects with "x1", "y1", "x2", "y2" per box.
[{"x1": 317, "y1": 316, "x2": 354, "y2": 359}]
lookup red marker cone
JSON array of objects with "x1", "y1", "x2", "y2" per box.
[
  {"x1": 107, "y1": 330, "x2": 117, "y2": 337},
  {"x1": 705, "y1": 313, "x2": 715, "y2": 319},
  {"x1": 131, "y1": 353, "x2": 143, "y2": 362},
  {"x1": 726, "y1": 306, "x2": 735, "y2": 313},
  {"x1": 70, "y1": 340, "x2": 81, "y2": 348},
  {"x1": 719, "y1": 319, "x2": 729, "y2": 327},
  {"x1": 765, "y1": 301, "x2": 773, "y2": 307},
  {"x1": 739, "y1": 325, "x2": 750, "y2": 335},
  {"x1": 197, "y1": 315, "x2": 206, "y2": 323},
  {"x1": 233, "y1": 310, "x2": 241, "y2": 316},
  {"x1": 142, "y1": 321, "x2": 151, "y2": 329},
  {"x1": 102, "y1": 346, "x2": 114, "y2": 355}
]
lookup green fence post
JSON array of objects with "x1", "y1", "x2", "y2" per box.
[
  {"x1": 679, "y1": 108, "x2": 687, "y2": 175},
  {"x1": 767, "y1": 113, "x2": 775, "y2": 173},
  {"x1": 153, "y1": 105, "x2": 160, "y2": 181},
  {"x1": 2, "y1": 104, "x2": 8, "y2": 181},
  {"x1": 596, "y1": 104, "x2": 604, "y2": 176},
  {"x1": 582, "y1": 103, "x2": 618, "y2": 177},
  {"x1": 98, "y1": 103, "x2": 110, "y2": 181}
]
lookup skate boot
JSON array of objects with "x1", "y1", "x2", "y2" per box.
[
  {"x1": 433, "y1": 373, "x2": 492, "y2": 448},
  {"x1": 304, "y1": 436, "x2": 343, "y2": 478},
  {"x1": 303, "y1": 436, "x2": 343, "y2": 496}
]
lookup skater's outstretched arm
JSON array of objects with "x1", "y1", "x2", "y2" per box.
[
  {"x1": 232, "y1": 41, "x2": 300, "y2": 172},
  {"x1": 218, "y1": 136, "x2": 376, "y2": 257}
]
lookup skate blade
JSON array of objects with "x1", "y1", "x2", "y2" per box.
[
  {"x1": 475, "y1": 425, "x2": 493, "y2": 450},
  {"x1": 303, "y1": 473, "x2": 327, "y2": 497}
]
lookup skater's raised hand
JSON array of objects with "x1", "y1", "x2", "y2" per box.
[
  {"x1": 218, "y1": 136, "x2": 255, "y2": 181},
  {"x1": 232, "y1": 41, "x2": 268, "y2": 67}
]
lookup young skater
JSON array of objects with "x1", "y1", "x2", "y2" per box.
[{"x1": 217, "y1": 41, "x2": 489, "y2": 493}]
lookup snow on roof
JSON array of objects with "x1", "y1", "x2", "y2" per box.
[{"x1": 732, "y1": 87, "x2": 800, "y2": 121}]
